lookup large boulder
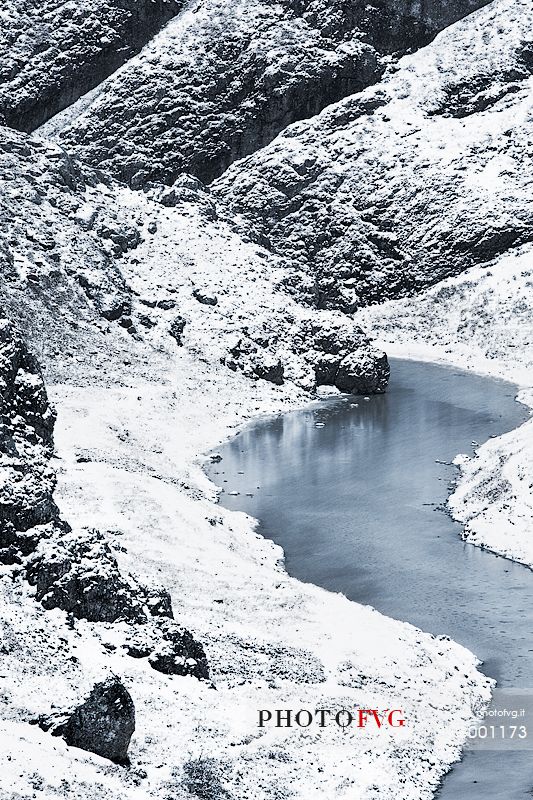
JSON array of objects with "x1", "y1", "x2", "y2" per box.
[
  {"x1": 300, "y1": 319, "x2": 390, "y2": 394},
  {"x1": 39, "y1": 676, "x2": 135, "y2": 764}
]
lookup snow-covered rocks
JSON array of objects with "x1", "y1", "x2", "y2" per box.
[
  {"x1": 0, "y1": 0, "x2": 185, "y2": 131},
  {"x1": 126, "y1": 619, "x2": 210, "y2": 679},
  {"x1": 41, "y1": 0, "x2": 489, "y2": 185},
  {"x1": 0, "y1": 314, "x2": 59, "y2": 560},
  {"x1": 213, "y1": 0, "x2": 533, "y2": 311},
  {"x1": 0, "y1": 126, "x2": 388, "y2": 395},
  {"x1": 26, "y1": 529, "x2": 147, "y2": 623}
]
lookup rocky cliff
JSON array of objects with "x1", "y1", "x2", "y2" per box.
[
  {"x1": 213, "y1": 0, "x2": 533, "y2": 311},
  {"x1": 0, "y1": 0, "x2": 184, "y2": 131},
  {"x1": 41, "y1": 0, "x2": 489, "y2": 184}
]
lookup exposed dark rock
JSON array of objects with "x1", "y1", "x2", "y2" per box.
[
  {"x1": 193, "y1": 290, "x2": 218, "y2": 307},
  {"x1": 0, "y1": 314, "x2": 62, "y2": 552},
  {"x1": 0, "y1": 0, "x2": 186, "y2": 132},
  {"x1": 26, "y1": 529, "x2": 146, "y2": 623},
  {"x1": 169, "y1": 316, "x2": 187, "y2": 345},
  {"x1": 428, "y1": 44, "x2": 533, "y2": 118},
  {"x1": 39, "y1": 675, "x2": 135, "y2": 764},
  {"x1": 157, "y1": 299, "x2": 177, "y2": 311},
  {"x1": 46, "y1": 0, "x2": 490, "y2": 186},
  {"x1": 252, "y1": 359, "x2": 285, "y2": 386},
  {"x1": 334, "y1": 352, "x2": 390, "y2": 395},
  {"x1": 125, "y1": 619, "x2": 209, "y2": 680},
  {"x1": 299, "y1": 319, "x2": 390, "y2": 394},
  {"x1": 143, "y1": 586, "x2": 174, "y2": 619}
]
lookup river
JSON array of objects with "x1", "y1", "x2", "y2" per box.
[{"x1": 205, "y1": 358, "x2": 532, "y2": 799}]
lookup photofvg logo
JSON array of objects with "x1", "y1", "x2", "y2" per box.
[
  {"x1": 466, "y1": 690, "x2": 533, "y2": 751},
  {"x1": 258, "y1": 708, "x2": 405, "y2": 732}
]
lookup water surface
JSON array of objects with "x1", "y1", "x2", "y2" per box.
[{"x1": 206, "y1": 358, "x2": 532, "y2": 799}]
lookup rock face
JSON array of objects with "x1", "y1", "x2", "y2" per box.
[
  {"x1": 302, "y1": 320, "x2": 390, "y2": 393},
  {"x1": 213, "y1": 1, "x2": 533, "y2": 311},
  {"x1": 0, "y1": 0, "x2": 185, "y2": 131},
  {"x1": 0, "y1": 314, "x2": 60, "y2": 563},
  {"x1": 41, "y1": 676, "x2": 135, "y2": 764},
  {"x1": 44, "y1": 0, "x2": 490, "y2": 185}
]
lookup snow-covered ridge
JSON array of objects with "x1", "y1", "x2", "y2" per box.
[
  {"x1": 213, "y1": 0, "x2": 533, "y2": 311},
  {"x1": 40, "y1": 0, "x2": 489, "y2": 184}
]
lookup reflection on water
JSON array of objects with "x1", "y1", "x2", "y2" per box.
[{"x1": 206, "y1": 358, "x2": 532, "y2": 799}]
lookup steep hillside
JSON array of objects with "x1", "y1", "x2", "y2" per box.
[
  {"x1": 42, "y1": 0, "x2": 489, "y2": 184},
  {"x1": 0, "y1": 126, "x2": 388, "y2": 394},
  {"x1": 0, "y1": 0, "x2": 184, "y2": 131},
  {"x1": 213, "y1": 0, "x2": 533, "y2": 310}
]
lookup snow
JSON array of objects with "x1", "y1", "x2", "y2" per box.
[
  {"x1": 2, "y1": 0, "x2": 532, "y2": 796},
  {"x1": 0, "y1": 155, "x2": 493, "y2": 799}
]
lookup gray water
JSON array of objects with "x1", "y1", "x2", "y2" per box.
[{"x1": 206, "y1": 358, "x2": 532, "y2": 799}]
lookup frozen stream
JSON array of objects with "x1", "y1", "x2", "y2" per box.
[{"x1": 206, "y1": 358, "x2": 532, "y2": 799}]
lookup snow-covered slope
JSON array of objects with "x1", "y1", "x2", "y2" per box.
[
  {"x1": 213, "y1": 0, "x2": 533, "y2": 310},
  {"x1": 0, "y1": 126, "x2": 388, "y2": 395},
  {"x1": 0, "y1": 127, "x2": 493, "y2": 800},
  {"x1": 41, "y1": 0, "x2": 489, "y2": 184},
  {"x1": 2, "y1": 1, "x2": 532, "y2": 797}
]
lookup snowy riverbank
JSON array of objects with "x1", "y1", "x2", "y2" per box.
[
  {"x1": 31, "y1": 339, "x2": 489, "y2": 800},
  {"x1": 356, "y1": 243, "x2": 533, "y2": 570}
]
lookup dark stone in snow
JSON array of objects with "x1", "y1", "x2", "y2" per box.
[
  {"x1": 193, "y1": 289, "x2": 218, "y2": 306},
  {"x1": 144, "y1": 586, "x2": 174, "y2": 619},
  {"x1": 124, "y1": 619, "x2": 209, "y2": 680},
  {"x1": 40, "y1": 675, "x2": 135, "y2": 764},
  {"x1": 169, "y1": 315, "x2": 187, "y2": 345},
  {"x1": 253, "y1": 360, "x2": 284, "y2": 386},
  {"x1": 26, "y1": 529, "x2": 146, "y2": 623}
]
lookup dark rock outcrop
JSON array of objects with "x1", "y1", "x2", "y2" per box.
[
  {"x1": 0, "y1": 313, "x2": 62, "y2": 563},
  {"x1": 193, "y1": 290, "x2": 218, "y2": 307},
  {"x1": 169, "y1": 316, "x2": 186, "y2": 345},
  {"x1": 39, "y1": 676, "x2": 135, "y2": 764},
  {"x1": 0, "y1": 0, "x2": 185, "y2": 132},
  {"x1": 252, "y1": 359, "x2": 285, "y2": 386},
  {"x1": 301, "y1": 319, "x2": 390, "y2": 394},
  {"x1": 26, "y1": 529, "x2": 147, "y2": 623},
  {"x1": 125, "y1": 619, "x2": 209, "y2": 680}
]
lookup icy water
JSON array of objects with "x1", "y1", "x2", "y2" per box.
[{"x1": 206, "y1": 358, "x2": 533, "y2": 799}]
